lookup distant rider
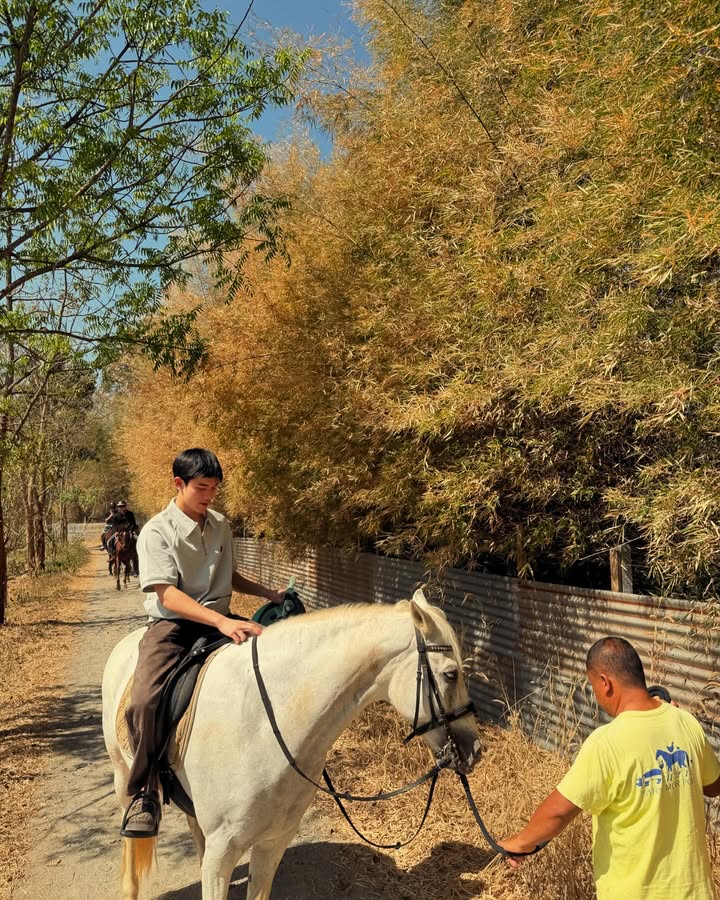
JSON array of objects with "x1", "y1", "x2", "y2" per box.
[
  {"x1": 107, "y1": 501, "x2": 140, "y2": 573},
  {"x1": 101, "y1": 502, "x2": 117, "y2": 551},
  {"x1": 107, "y1": 501, "x2": 138, "y2": 547}
]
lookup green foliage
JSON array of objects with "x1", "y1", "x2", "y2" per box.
[
  {"x1": 43, "y1": 539, "x2": 90, "y2": 575},
  {"x1": 9, "y1": 538, "x2": 89, "y2": 590},
  {"x1": 60, "y1": 486, "x2": 103, "y2": 518},
  {"x1": 0, "y1": 0, "x2": 307, "y2": 374}
]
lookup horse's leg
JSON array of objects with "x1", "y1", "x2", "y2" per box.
[
  {"x1": 247, "y1": 829, "x2": 297, "y2": 900},
  {"x1": 116, "y1": 554, "x2": 121, "y2": 590},
  {"x1": 200, "y1": 833, "x2": 245, "y2": 900},
  {"x1": 187, "y1": 814, "x2": 205, "y2": 862}
]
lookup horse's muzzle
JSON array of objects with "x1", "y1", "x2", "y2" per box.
[{"x1": 434, "y1": 720, "x2": 483, "y2": 775}]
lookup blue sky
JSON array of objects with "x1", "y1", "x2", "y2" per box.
[{"x1": 206, "y1": 1, "x2": 369, "y2": 153}]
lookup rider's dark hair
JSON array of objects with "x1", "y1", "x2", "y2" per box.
[
  {"x1": 172, "y1": 448, "x2": 224, "y2": 484},
  {"x1": 586, "y1": 636, "x2": 647, "y2": 688}
]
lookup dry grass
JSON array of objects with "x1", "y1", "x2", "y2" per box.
[
  {"x1": 318, "y1": 701, "x2": 720, "y2": 898},
  {"x1": 0, "y1": 542, "x2": 91, "y2": 900},
  {"x1": 313, "y1": 703, "x2": 593, "y2": 899}
]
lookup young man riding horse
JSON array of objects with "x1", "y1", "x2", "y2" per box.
[{"x1": 121, "y1": 448, "x2": 284, "y2": 838}]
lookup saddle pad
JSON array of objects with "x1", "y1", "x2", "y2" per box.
[{"x1": 116, "y1": 642, "x2": 231, "y2": 768}]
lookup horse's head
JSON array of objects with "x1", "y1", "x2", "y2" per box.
[
  {"x1": 388, "y1": 589, "x2": 482, "y2": 775},
  {"x1": 115, "y1": 529, "x2": 132, "y2": 551}
]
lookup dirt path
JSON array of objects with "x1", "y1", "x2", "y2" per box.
[{"x1": 9, "y1": 548, "x2": 364, "y2": 900}]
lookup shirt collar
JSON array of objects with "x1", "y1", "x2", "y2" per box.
[{"x1": 166, "y1": 498, "x2": 207, "y2": 538}]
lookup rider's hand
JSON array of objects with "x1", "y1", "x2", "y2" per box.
[
  {"x1": 218, "y1": 617, "x2": 262, "y2": 644},
  {"x1": 271, "y1": 589, "x2": 285, "y2": 605}
]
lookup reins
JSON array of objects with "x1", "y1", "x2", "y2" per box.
[
  {"x1": 251, "y1": 634, "x2": 447, "y2": 849},
  {"x1": 458, "y1": 772, "x2": 548, "y2": 857},
  {"x1": 251, "y1": 627, "x2": 547, "y2": 858}
]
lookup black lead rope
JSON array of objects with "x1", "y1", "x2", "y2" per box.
[{"x1": 458, "y1": 772, "x2": 548, "y2": 858}]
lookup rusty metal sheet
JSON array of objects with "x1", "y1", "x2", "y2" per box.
[{"x1": 233, "y1": 538, "x2": 720, "y2": 750}]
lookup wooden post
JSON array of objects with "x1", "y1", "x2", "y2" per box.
[
  {"x1": 610, "y1": 543, "x2": 633, "y2": 593},
  {"x1": 515, "y1": 525, "x2": 527, "y2": 577}
]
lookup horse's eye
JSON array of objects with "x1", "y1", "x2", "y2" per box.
[{"x1": 443, "y1": 669, "x2": 458, "y2": 683}]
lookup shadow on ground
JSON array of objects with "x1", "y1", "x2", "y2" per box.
[{"x1": 154, "y1": 839, "x2": 492, "y2": 899}]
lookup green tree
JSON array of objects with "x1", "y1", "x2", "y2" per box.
[{"x1": 0, "y1": 0, "x2": 306, "y2": 621}]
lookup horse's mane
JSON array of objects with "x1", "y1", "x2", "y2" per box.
[{"x1": 257, "y1": 597, "x2": 461, "y2": 660}]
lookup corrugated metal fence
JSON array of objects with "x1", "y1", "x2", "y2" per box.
[{"x1": 234, "y1": 537, "x2": 720, "y2": 752}]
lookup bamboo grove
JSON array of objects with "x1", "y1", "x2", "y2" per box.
[{"x1": 117, "y1": 0, "x2": 720, "y2": 597}]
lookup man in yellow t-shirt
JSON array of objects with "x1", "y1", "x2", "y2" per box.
[{"x1": 500, "y1": 637, "x2": 720, "y2": 899}]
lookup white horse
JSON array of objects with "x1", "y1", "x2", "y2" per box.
[{"x1": 102, "y1": 590, "x2": 482, "y2": 899}]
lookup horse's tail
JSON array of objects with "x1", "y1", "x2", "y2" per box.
[{"x1": 121, "y1": 836, "x2": 156, "y2": 896}]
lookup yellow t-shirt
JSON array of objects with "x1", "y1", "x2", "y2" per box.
[{"x1": 558, "y1": 703, "x2": 720, "y2": 899}]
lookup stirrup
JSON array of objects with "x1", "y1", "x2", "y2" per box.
[{"x1": 120, "y1": 790, "x2": 161, "y2": 838}]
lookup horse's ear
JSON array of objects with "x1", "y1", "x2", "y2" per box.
[
  {"x1": 410, "y1": 595, "x2": 433, "y2": 634},
  {"x1": 412, "y1": 588, "x2": 429, "y2": 607}
]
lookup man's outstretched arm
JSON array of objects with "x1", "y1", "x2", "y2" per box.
[{"x1": 499, "y1": 790, "x2": 581, "y2": 866}]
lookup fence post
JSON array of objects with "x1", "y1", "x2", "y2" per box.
[
  {"x1": 515, "y1": 525, "x2": 527, "y2": 576},
  {"x1": 610, "y1": 543, "x2": 633, "y2": 593}
]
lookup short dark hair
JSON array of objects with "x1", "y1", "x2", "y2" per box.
[
  {"x1": 586, "y1": 637, "x2": 647, "y2": 689},
  {"x1": 172, "y1": 448, "x2": 223, "y2": 484}
]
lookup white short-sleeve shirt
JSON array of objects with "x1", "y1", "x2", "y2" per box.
[{"x1": 137, "y1": 499, "x2": 234, "y2": 620}]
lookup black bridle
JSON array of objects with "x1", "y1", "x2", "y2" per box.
[
  {"x1": 402, "y1": 628, "x2": 476, "y2": 752},
  {"x1": 401, "y1": 629, "x2": 546, "y2": 859},
  {"x1": 251, "y1": 627, "x2": 546, "y2": 858}
]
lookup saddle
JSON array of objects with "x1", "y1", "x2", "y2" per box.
[
  {"x1": 252, "y1": 588, "x2": 306, "y2": 626},
  {"x1": 155, "y1": 629, "x2": 235, "y2": 816}
]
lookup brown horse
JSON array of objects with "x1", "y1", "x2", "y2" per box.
[{"x1": 109, "y1": 529, "x2": 137, "y2": 591}]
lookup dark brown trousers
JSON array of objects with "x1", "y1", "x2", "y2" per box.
[{"x1": 125, "y1": 618, "x2": 211, "y2": 796}]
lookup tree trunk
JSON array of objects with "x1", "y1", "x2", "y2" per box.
[
  {"x1": 34, "y1": 469, "x2": 45, "y2": 570},
  {"x1": 25, "y1": 477, "x2": 38, "y2": 575},
  {"x1": 0, "y1": 465, "x2": 7, "y2": 625},
  {"x1": 33, "y1": 484, "x2": 45, "y2": 571}
]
